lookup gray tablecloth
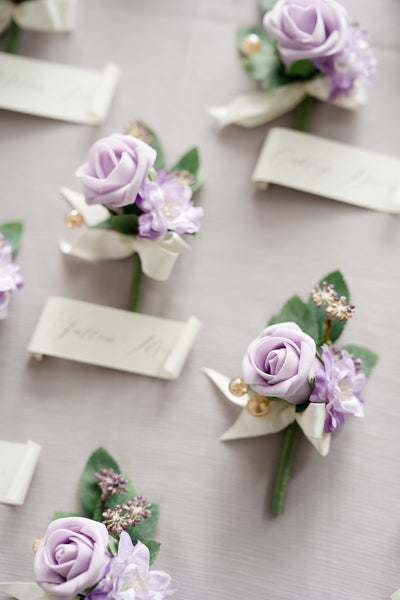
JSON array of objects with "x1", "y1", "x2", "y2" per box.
[{"x1": 1, "y1": 1, "x2": 400, "y2": 598}]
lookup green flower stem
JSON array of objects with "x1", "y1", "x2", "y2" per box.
[
  {"x1": 128, "y1": 253, "x2": 144, "y2": 312},
  {"x1": 3, "y1": 21, "x2": 20, "y2": 54},
  {"x1": 270, "y1": 421, "x2": 302, "y2": 515},
  {"x1": 293, "y1": 95, "x2": 314, "y2": 132}
]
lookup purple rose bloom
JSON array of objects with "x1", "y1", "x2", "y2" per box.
[
  {"x1": 137, "y1": 170, "x2": 203, "y2": 241},
  {"x1": 310, "y1": 344, "x2": 366, "y2": 432},
  {"x1": 76, "y1": 134, "x2": 156, "y2": 210},
  {"x1": 263, "y1": 0, "x2": 348, "y2": 67},
  {"x1": 242, "y1": 321, "x2": 318, "y2": 404},
  {"x1": 314, "y1": 26, "x2": 377, "y2": 99},
  {"x1": 87, "y1": 532, "x2": 178, "y2": 600},
  {"x1": 0, "y1": 237, "x2": 23, "y2": 311},
  {"x1": 34, "y1": 517, "x2": 110, "y2": 600}
]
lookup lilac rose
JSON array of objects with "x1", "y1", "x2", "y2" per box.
[
  {"x1": 242, "y1": 322, "x2": 318, "y2": 404},
  {"x1": 263, "y1": 0, "x2": 348, "y2": 67},
  {"x1": 310, "y1": 344, "x2": 365, "y2": 432},
  {"x1": 34, "y1": 517, "x2": 110, "y2": 600},
  {"x1": 76, "y1": 133, "x2": 156, "y2": 210}
]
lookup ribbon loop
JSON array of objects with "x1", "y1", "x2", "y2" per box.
[
  {"x1": 204, "y1": 368, "x2": 331, "y2": 455},
  {"x1": 209, "y1": 77, "x2": 367, "y2": 129},
  {"x1": 0, "y1": 0, "x2": 77, "y2": 34}
]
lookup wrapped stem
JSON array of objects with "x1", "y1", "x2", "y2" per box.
[
  {"x1": 128, "y1": 253, "x2": 144, "y2": 312},
  {"x1": 270, "y1": 421, "x2": 302, "y2": 515},
  {"x1": 293, "y1": 95, "x2": 314, "y2": 132},
  {"x1": 3, "y1": 21, "x2": 20, "y2": 53}
]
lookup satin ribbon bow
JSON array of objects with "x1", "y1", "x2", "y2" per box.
[
  {"x1": 0, "y1": 0, "x2": 77, "y2": 34},
  {"x1": 209, "y1": 77, "x2": 367, "y2": 129},
  {"x1": 60, "y1": 187, "x2": 191, "y2": 282},
  {"x1": 203, "y1": 368, "x2": 331, "y2": 456}
]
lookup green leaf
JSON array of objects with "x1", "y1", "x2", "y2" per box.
[
  {"x1": 171, "y1": 147, "x2": 199, "y2": 176},
  {"x1": 341, "y1": 345, "x2": 378, "y2": 376},
  {"x1": 241, "y1": 51, "x2": 280, "y2": 83},
  {"x1": 0, "y1": 221, "x2": 23, "y2": 253},
  {"x1": 127, "y1": 503, "x2": 159, "y2": 543},
  {"x1": 140, "y1": 539, "x2": 161, "y2": 567},
  {"x1": 285, "y1": 59, "x2": 318, "y2": 79},
  {"x1": 139, "y1": 122, "x2": 166, "y2": 170},
  {"x1": 53, "y1": 511, "x2": 83, "y2": 520},
  {"x1": 295, "y1": 400, "x2": 310, "y2": 413},
  {"x1": 94, "y1": 218, "x2": 114, "y2": 230},
  {"x1": 170, "y1": 147, "x2": 205, "y2": 190},
  {"x1": 192, "y1": 167, "x2": 206, "y2": 192},
  {"x1": 110, "y1": 214, "x2": 139, "y2": 235},
  {"x1": 268, "y1": 295, "x2": 319, "y2": 342},
  {"x1": 79, "y1": 448, "x2": 120, "y2": 518},
  {"x1": 307, "y1": 270, "x2": 350, "y2": 346},
  {"x1": 259, "y1": 0, "x2": 278, "y2": 12}
]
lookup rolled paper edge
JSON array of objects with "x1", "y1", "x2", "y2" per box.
[
  {"x1": 89, "y1": 62, "x2": 120, "y2": 124},
  {"x1": 163, "y1": 316, "x2": 202, "y2": 378}
]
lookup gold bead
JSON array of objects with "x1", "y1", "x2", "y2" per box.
[
  {"x1": 229, "y1": 377, "x2": 248, "y2": 397},
  {"x1": 33, "y1": 535, "x2": 44, "y2": 553},
  {"x1": 241, "y1": 33, "x2": 261, "y2": 57},
  {"x1": 65, "y1": 209, "x2": 84, "y2": 229},
  {"x1": 247, "y1": 394, "x2": 271, "y2": 417}
]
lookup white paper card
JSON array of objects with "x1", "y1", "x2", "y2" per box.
[
  {"x1": 0, "y1": 440, "x2": 41, "y2": 505},
  {"x1": 28, "y1": 297, "x2": 202, "y2": 379},
  {"x1": 0, "y1": 52, "x2": 119, "y2": 125},
  {"x1": 252, "y1": 127, "x2": 400, "y2": 214}
]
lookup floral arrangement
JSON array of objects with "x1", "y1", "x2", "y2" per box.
[
  {"x1": 0, "y1": 221, "x2": 23, "y2": 316},
  {"x1": 204, "y1": 271, "x2": 378, "y2": 514},
  {"x1": 210, "y1": 0, "x2": 377, "y2": 129},
  {"x1": 63, "y1": 122, "x2": 204, "y2": 312},
  {"x1": 31, "y1": 448, "x2": 178, "y2": 600}
]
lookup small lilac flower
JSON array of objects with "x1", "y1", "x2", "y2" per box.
[
  {"x1": 310, "y1": 344, "x2": 366, "y2": 432},
  {"x1": 313, "y1": 26, "x2": 377, "y2": 99},
  {"x1": 87, "y1": 532, "x2": 178, "y2": 600},
  {"x1": 137, "y1": 170, "x2": 203, "y2": 241},
  {"x1": 0, "y1": 236, "x2": 23, "y2": 311}
]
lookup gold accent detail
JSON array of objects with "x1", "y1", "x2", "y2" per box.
[
  {"x1": 33, "y1": 535, "x2": 44, "y2": 553},
  {"x1": 65, "y1": 209, "x2": 84, "y2": 229},
  {"x1": 228, "y1": 377, "x2": 248, "y2": 397},
  {"x1": 247, "y1": 394, "x2": 271, "y2": 417},
  {"x1": 241, "y1": 33, "x2": 262, "y2": 57}
]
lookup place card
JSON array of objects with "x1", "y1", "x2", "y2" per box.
[
  {"x1": 0, "y1": 52, "x2": 119, "y2": 125},
  {"x1": 28, "y1": 297, "x2": 202, "y2": 379},
  {"x1": 252, "y1": 127, "x2": 400, "y2": 213},
  {"x1": 0, "y1": 440, "x2": 41, "y2": 505}
]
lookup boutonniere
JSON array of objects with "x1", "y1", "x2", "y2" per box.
[
  {"x1": 0, "y1": 448, "x2": 178, "y2": 600},
  {"x1": 61, "y1": 122, "x2": 204, "y2": 312},
  {"x1": 210, "y1": 0, "x2": 377, "y2": 131},
  {"x1": 0, "y1": 0, "x2": 78, "y2": 54},
  {"x1": 204, "y1": 271, "x2": 378, "y2": 514},
  {"x1": 0, "y1": 221, "x2": 23, "y2": 318}
]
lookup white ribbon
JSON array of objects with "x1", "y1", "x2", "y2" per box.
[
  {"x1": 0, "y1": 583, "x2": 79, "y2": 600},
  {"x1": 0, "y1": 0, "x2": 77, "y2": 34},
  {"x1": 391, "y1": 591, "x2": 400, "y2": 600},
  {"x1": 203, "y1": 368, "x2": 331, "y2": 456},
  {"x1": 209, "y1": 77, "x2": 367, "y2": 129},
  {"x1": 60, "y1": 187, "x2": 191, "y2": 282}
]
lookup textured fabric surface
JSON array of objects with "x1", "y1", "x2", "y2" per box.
[{"x1": 1, "y1": 1, "x2": 400, "y2": 599}]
